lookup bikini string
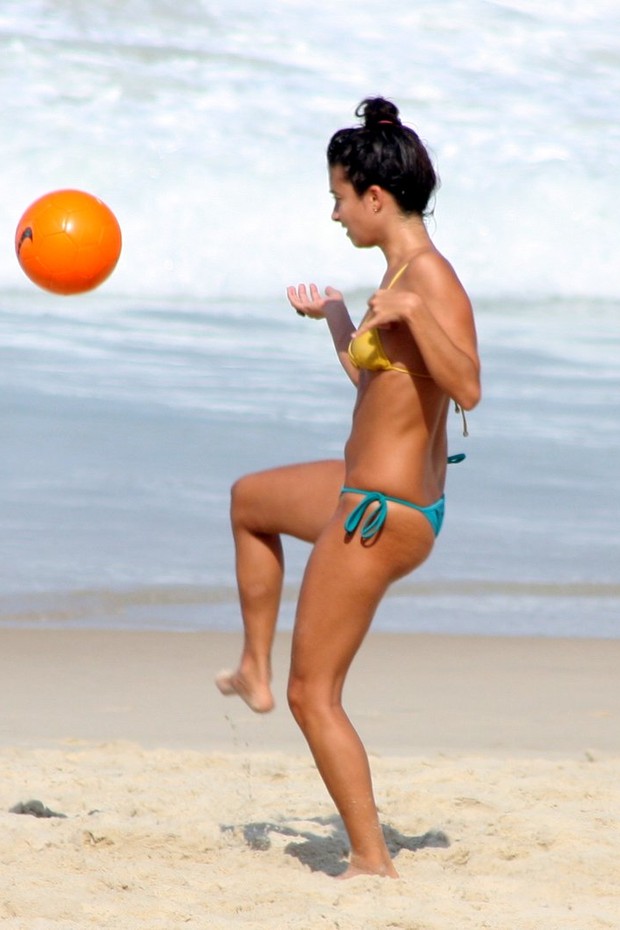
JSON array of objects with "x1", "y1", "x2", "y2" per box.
[
  {"x1": 343, "y1": 491, "x2": 389, "y2": 540},
  {"x1": 454, "y1": 401, "x2": 469, "y2": 437}
]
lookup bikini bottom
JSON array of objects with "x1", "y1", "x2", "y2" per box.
[{"x1": 340, "y1": 487, "x2": 445, "y2": 540}]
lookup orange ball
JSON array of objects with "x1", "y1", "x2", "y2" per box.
[{"x1": 15, "y1": 189, "x2": 122, "y2": 295}]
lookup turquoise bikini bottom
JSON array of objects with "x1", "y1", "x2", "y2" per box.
[
  {"x1": 341, "y1": 454, "x2": 464, "y2": 540},
  {"x1": 341, "y1": 487, "x2": 445, "y2": 540}
]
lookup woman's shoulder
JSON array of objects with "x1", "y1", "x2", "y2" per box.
[
  {"x1": 406, "y1": 245, "x2": 457, "y2": 280},
  {"x1": 406, "y1": 246, "x2": 471, "y2": 307}
]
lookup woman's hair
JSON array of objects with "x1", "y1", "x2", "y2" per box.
[{"x1": 327, "y1": 97, "x2": 438, "y2": 216}]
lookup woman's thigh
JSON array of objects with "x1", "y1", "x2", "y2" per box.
[
  {"x1": 231, "y1": 460, "x2": 345, "y2": 543},
  {"x1": 290, "y1": 502, "x2": 435, "y2": 695}
]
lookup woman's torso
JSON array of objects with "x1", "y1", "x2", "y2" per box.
[
  {"x1": 344, "y1": 368, "x2": 450, "y2": 504},
  {"x1": 344, "y1": 266, "x2": 451, "y2": 504}
]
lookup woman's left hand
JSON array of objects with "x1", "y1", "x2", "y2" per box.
[{"x1": 352, "y1": 289, "x2": 421, "y2": 337}]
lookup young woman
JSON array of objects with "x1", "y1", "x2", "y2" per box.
[{"x1": 216, "y1": 97, "x2": 481, "y2": 878}]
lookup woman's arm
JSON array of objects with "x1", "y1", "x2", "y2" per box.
[
  {"x1": 355, "y1": 255, "x2": 481, "y2": 410},
  {"x1": 287, "y1": 283, "x2": 360, "y2": 385}
]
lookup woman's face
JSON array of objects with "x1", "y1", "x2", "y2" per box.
[{"x1": 329, "y1": 165, "x2": 377, "y2": 248}]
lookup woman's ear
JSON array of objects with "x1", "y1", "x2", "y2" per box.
[{"x1": 367, "y1": 184, "x2": 384, "y2": 214}]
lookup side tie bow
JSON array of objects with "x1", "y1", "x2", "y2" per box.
[{"x1": 343, "y1": 491, "x2": 388, "y2": 540}]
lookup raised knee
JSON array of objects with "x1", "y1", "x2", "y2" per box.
[{"x1": 230, "y1": 473, "x2": 258, "y2": 527}]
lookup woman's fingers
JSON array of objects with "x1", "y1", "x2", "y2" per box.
[{"x1": 286, "y1": 282, "x2": 331, "y2": 318}]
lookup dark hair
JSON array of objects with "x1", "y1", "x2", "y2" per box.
[{"x1": 327, "y1": 97, "x2": 438, "y2": 216}]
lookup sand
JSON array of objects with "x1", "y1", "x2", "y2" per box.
[{"x1": 0, "y1": 628, "x2": 619, "y2": 929}]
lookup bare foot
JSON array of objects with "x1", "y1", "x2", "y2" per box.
[
  {"x1": 215, "y1": 669, "x2": 275, "y2": 714},
  {"x1": 337, "y1": 858, "x2": 399, "y2": 880}
]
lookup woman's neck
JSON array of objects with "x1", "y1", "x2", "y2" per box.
[{"x1": 379, "y1": 214, "x2": 432, "y2": 270}]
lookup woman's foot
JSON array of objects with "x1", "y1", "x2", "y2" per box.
[
  {"x1": 338, "y1": 856, "x2": 399, "y2": 880},
  {"x1": 215, "y1": 668, "x2": 275, "y2": 713}
]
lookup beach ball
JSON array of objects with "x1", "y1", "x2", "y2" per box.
[{"x1": 15, "y1": 189, "x2": 122, "y2": 294}]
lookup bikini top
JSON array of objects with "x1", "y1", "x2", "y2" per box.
[
  {"x1": 348, "y1": 263, "x2": 432, "y2": 377},
  {"x1": 348, "y1": 263, "x2": 469, "y2": 436}
]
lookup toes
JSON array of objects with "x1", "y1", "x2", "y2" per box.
[{"x1": 215, "y1": 670, "x2": 237, "y2": 696}]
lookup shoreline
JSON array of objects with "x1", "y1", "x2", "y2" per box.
[{"x1": 1, "y1": 628, "x2": 619, "y2": 756}]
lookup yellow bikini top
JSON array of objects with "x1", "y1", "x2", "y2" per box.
[
  {"x1": 348, "y1": 263, "x2": 469, "y2": 436},
  {"x1": 348, "y1": 263, "x2": 430, "y2": 377}
]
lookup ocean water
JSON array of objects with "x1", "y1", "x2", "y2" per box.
[{"x1": 1, "y1": 0, "x2": 619, "y2": 637}]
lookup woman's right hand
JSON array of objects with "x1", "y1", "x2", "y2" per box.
[
  {"x1": 286, "y1": 284, "x2": 345, "y2": 319},
  {"x1": 288, "y1": 284, "x2": 359, "y2": 384}
]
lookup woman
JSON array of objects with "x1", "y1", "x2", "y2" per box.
[{"x1": 216, "y1": 97, "x2": 481, "y2": 878}]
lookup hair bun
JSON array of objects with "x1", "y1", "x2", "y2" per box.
[{"x1": 355, "y1": 96, "x2": 401, "y2": 129}]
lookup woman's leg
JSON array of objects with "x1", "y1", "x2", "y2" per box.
[
  {"x1": 216, "y1": 460, "x2": 345, "y2": 711},
  {"x1": 287, "y1": 502, "x2": 435, "y2": 877}
]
